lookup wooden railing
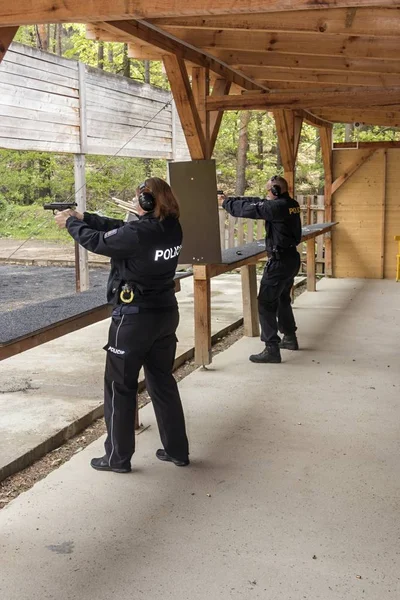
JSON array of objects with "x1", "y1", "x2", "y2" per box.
[{"x1": 218, "y1": 194, "x2": 326, "y2": 273}]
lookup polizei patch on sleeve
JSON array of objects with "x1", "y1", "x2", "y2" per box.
[
  {"x1": 104, "y1": 229, "x2": 119, "y2": 239},
  {"x1": 154, "y1": 245, "x2": 182, "y2": 261}
]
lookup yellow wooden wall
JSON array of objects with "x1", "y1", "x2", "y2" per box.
[{"x1": 332, "y1": 148, "x2": 400, "y2": 279}]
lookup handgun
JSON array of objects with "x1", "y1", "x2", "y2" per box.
[{"x1": 43, "y1": 202, "x2": 77, "y2": 214}]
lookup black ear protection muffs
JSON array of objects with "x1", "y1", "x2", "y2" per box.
[
  {"x1": 138, "y1": 182, "x2": 156, "y2": 211},
  {"x1": 270, "y1": 175, "x2": 281, "y2": 197}
]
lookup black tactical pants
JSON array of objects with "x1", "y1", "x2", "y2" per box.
[
  {"x1": 258, "y1": 251, "x2": 301, "y2": 346},
  {"x1": 103, "y1": 307, "x2": 189, "y2": 470}
]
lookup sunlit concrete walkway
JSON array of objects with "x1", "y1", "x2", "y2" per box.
[{"x1": 1, "y1": 278, "x2": 399, "y2": 600}]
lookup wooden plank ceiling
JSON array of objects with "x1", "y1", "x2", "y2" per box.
[
  {"x1": 84, "y1": 5, "x2": 400, "y2": 128},
  {"x1": 1, "y1": 3, "x2": 400, "y2": 127}
]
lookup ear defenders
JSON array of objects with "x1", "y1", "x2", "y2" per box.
[
  {"x1": 270, "y1": 175, "x2": 281, "y2": 197},
  {"x1": 138, "y1": 182, "x2": 156, "y2": 212}
]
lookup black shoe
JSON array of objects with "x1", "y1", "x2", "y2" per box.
[
  {"x1": 279, "y1": 334, "x2": 299, "y2": 351},
  {"x1": 249, "y1": 346, "x2": 281, "y2": 364},
  {"x1": 90, "y1": 456, "x2": 131, "y2": 473},
  {"x1": 156, "y1": 449, "x2": 190, "y2": 467}
]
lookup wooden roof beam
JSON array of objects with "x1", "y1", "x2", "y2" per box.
[
  {"x1": 313, "y1": 108, "x2": 400, "y2": 127},
  {"x1": 150, "y1": 8, "x2": 400, "y2": 38},
  {"x1": 206, "y1": 87, "x2": 400, "y2": 111},
  {"x1": 2, "y1": 2, "x2": 400, "y2": 27},
  {"x1": 164, "y1": 28, "x2": 400, "y2": 62},
  {"x1": 211, "y1": 50, "x2": 400, "y2": 76},
  {"x1": 0, "y1": 27, "x2": 18, "y2": 63},
  {"x1": 102, "y1": 20, "x2": 267, "y2": 91}
]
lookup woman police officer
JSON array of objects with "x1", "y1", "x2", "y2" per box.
[{"x1": 55, "y1": 177, "x2": 189, "y2": 473}]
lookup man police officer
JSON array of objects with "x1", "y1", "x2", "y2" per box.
[
  {"x1": 220, "y1": 175, "x2": 301, "y2": 364},
  {"x1": 54, "y1": 177, "x2": 189, "y2": 473}
]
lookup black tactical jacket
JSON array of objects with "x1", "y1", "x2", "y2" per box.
[
  {"x1": 222, "y1": 191, "x2": 302, "y2": 253},
  {"x1": 66, "y1": 212, "x2": 182, "y2": 308}
]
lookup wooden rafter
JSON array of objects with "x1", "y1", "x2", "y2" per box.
[
  {"x1": 313, "y1": 109, "x2": 400, "y2": 127},
  {"x1": 0, "y1": 27, "x2": 18, "y2": 63},
  {"x1": 150, "y1": 8, "x2": 400, "y2": 38},
  {"x1": 103, "y1": 20, "x2": 266, "y2": 91},
  {"x1": 206, "y1": 87, "x2": 400, "y2": 111},
  {"x1": 211, "y1": 50, "x2": 400, "y2": 76},
  {"x1": 191, "y1": 66, "x2": 210, "y2": 157},
  {"x1": 163, "y1": 55, "x2": 206, "y2": 160},
  {"x1": 161, "y1": 28, "x2": 400, "y2": 62},
  {"x1": 273, "y1": 109, "x2": 303, "y2": 195},
  {"x1": 243, "y1": 68, "x2": 400, "y2": 89},
  {"x1": 2, "y1": 2, "x2": 400, "y2": 26}
]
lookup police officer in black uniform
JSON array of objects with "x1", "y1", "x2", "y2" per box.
[
  {"x1": 54, "y1": 177, "x2": 189, "y2": 472},
  {"x1": 220, "y1": 175, "x2": 301, "y2": 364}
]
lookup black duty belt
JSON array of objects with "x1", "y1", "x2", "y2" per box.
[
  {"x1": 112, "y1": 305, "x2": 177, "y2": 317},
  {"x1": 267, "y1": 246, "x2": 297, "y2": 260}
]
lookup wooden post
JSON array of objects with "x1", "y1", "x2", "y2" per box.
[
  {"x1": 74, "y1": 154, "x2": 89, "y2": 291},
  {"x1": 307, "y1": 238, "x2": 316, "y2": 291},
  {"x1": 74, "y1": 62, "x2": 89, "y2": 292},
  {"x1": 193, "y1": 265, "x2": 212, "y2": 366},
  {"x1": 380, "y1": 149, "x2": 387, "y2": 279},
  {"x1": 0, "y1": 27, "x2": 18, "y2": 63},
  {"x1": 241, "y1": 264, "x2": 259, "y2": 337},
  {"x1": 192, "y1": 66, "x2": 210, "y2": 158},
  {"x1": 320, "y1": 126, "x2": 333, "y2": 276},
  {"x1": 274, "y1": 109, "x2": 303, "y2": 196}
]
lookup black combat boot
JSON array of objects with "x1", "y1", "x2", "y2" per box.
[
  {"x1": 90, "y1": 456, "x2": 131, "y2": 473},
  {"x1": 279, "y1": 334, "x2": 299, "y2": 351},
  {"x1": 249, "y1": 345, "x2": 282, "y2": 364}
]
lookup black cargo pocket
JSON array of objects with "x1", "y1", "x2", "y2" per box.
[{"x1": 103, "y1": 344, "x2": 126, "y2": 385}]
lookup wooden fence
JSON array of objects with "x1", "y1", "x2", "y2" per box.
[{"x1": 219, "y1": 195, "x2": 326, "y2": 273}]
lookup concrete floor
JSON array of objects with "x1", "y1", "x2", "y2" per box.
[
  {"x1": 1, "y1": 278, "x2": 399, "y2": 599},
  {"x1": 0, "y1": 274, "x2": 246, "y2": 479}
]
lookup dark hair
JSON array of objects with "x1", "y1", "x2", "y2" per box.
[{"x1": 136, "y1": 177, "x2": 180, "y2": 220}]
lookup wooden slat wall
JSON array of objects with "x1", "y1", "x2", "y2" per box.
[
  {"x1": 384, "y1": 150, "x2": 400, "y2": 279},
  {"x1": 0, "y1": 43, "x2": 80, "y2": 153},
  {"x1": 0, "y1": 42, "x2": 190, "y2": 160},
  {"x1": 332, "y1": 149, "x2": 384, "y2": 279}
]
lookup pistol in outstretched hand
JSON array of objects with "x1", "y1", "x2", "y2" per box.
[{"x1": 43, "y1": 202, "x2": 77, "y2": 214}]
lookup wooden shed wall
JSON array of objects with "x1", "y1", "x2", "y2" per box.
[{"x1": 332, "y1": 148, "x2": 400, "y2": 280}]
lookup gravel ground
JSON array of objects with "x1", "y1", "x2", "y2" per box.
[
  {"x1": 0, "y1": 264, "x2": 306, "y2": 508},
  {"x1": 0, "y1": 265, "x2": 109, "y2": 311}
]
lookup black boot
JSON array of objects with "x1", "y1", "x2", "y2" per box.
[
  {"x1": 90, "y1": 456, "x2": 131, "y2": 473},
  {"x1": 249, "y1": 345, "x2": 281, "y2": 364},
  {"x1": 156, "y1": 449, "x2": 190, "y2": 467},
  {"x1": 279, "y1": 334, "x2": 299, "y2": 351}
]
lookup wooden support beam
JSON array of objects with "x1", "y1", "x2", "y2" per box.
[
  {"x1": 193, "y1": 265, "x2": 212, "y2": 366},
  {"x1": 274, "y1": 109, "x2": 302, "y2": 195},
  {"x1": 151, "y1": 8, "x2": 400, "y2": 38},
  {"x1": 163, "y1": 55, "x2": 206, "y2": 159},
  {"x1": 307, "y1": 238, "x2": 316, "y2": 291},
  {"x1": 241, "y1": 264, "x2": 259, "y2": 337},
  {"x1": 313, "y1": 108, "x2": 400, "y2": 127},
  {"x1": 0, "y1": 27, "x2": 18, "y2": 63},
  {"x1": 104, "y1": 20, "x2": 266, "y2": 92},
  {"x1": 331, "y1": 149, "x2": 376, "y2": 194},
  {"x1": 240, "y1": 66, "x2": 400, "y2": 89},
  {"x1": 164, "y1": 27, "x2": 400, "y2": 62},
  {"x1": 213, "y1": 50, "x2": 400, "y2": 77},
  {"x1": 320, "y1": 126, "x2": 333, "y2": 276},
  {"x1": 3, "y1": 2, "x2": 400, "y2": 26},
  {"x1": 380, "y1": 150, "x2": 387, "y2": 280},
  {"x1": 209, "y1": 78, "x2": 231, "y2": 155},
  {"x1": 300, "y1": 110, "x2": 333, "y2": 129},
  {"x1": 191, "y1": 66, "x2": 210, "y2": 158},
  {"x1": 206, "y1": 87, "x2": 400, "y2": 112}
]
